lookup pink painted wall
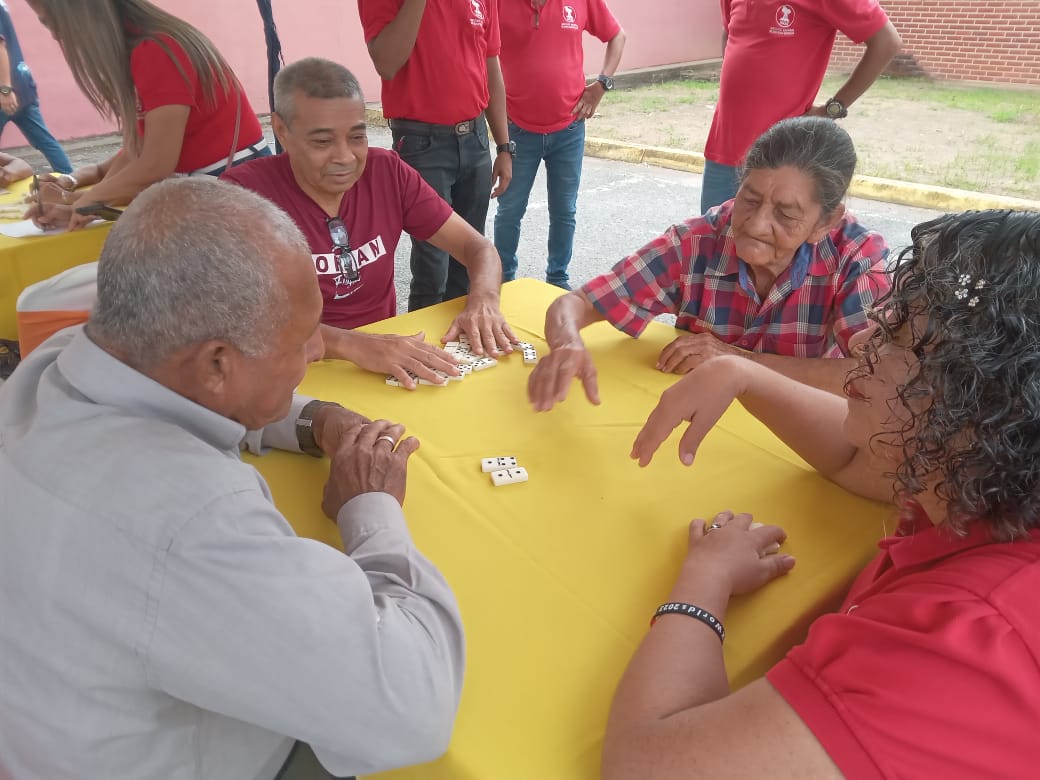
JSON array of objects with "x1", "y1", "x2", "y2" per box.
[{"x1": 1, "y1": 0, "x2": 721, "y2": 149}]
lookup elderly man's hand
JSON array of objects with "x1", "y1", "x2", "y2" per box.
[
  {"x1": 631, "y1": 355, "x2": 749, "y2": 467},
  {"x1": 322, "y1": 419, "x2": 420, "y2": 517},
  {"x1": 527, "y1": 343, "x2": 600, "y2": 412},
  {"x1": 656, "y1": 332, "x2": 746, "y2": 374},
  {"x1": 681, "y1": 511, "x2": 793, "y2": 597},
  {"x1": 312, "y1": 403, "x2": 372, "y2": 456},
  {"x1": 348, "y1": 331, "x2": 460, "y2": 390},
  {"x1": 442, "y1": 298, "x2": 517, "y2": 356}
]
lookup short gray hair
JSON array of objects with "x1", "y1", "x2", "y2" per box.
[
  {"x1": 273, "y1": 57, "x2": 364, "y2": 126},
  {"x1": 741, "y1": 116, "x2": 857, "y2": 217},
  {"x1": 89, "y1": 177, "x2": 309, "y2": 368}
]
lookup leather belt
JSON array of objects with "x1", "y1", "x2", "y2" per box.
[{"x1": 388, "y1": 114, "x2": 484, "y2": 136}]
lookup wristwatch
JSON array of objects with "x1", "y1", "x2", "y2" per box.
[
  {"x1": 596, "y1": 74, "x2": 615, "y2": 91},
  {"x1": 824, "y1": 97, "x2": 848, "y2": 119},
  {"x1": 496, "y1": 141, "x2": 516, "y2": 158},
  {"x1": 295, "y1": 400, "x2": 343, "y2": 458},
  {"x1": 0, "y1": 86, "x2": 12, "y2": 95}
]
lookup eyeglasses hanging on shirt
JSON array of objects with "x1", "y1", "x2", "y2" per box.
[{"x1": 326, "y1": 217, "x2": 360, "y2": 283}]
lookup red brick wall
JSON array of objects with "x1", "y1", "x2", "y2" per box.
[{"x1": 830, "y1": 1, "x2": 1040, "y2": 86}]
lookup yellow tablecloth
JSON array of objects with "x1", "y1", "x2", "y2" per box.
[
  {"x1": 0, "y1": 181, "x2": 111, "y2": 340},
  {"x1": 247, "y1": 279, "x2": 891, "y2": 780}
]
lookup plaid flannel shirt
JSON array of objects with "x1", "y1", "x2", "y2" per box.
[{"x1": 582, "y1": 203, "x2": 890, "y2": 358}]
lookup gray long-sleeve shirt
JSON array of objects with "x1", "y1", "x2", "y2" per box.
[{"x1": 0, "y1": 328, "x2": 465, "y2": 779}]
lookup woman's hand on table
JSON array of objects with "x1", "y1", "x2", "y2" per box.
[
  {"x1": 25, "y1": 200, "x2": 74, "y2": 231},
  {"x1": 442, "y1": 297, "x2": 517, "y2": 356},
  {"x1": 678, "y1": 511, "x2": 793, "y2": 599},
  {"x1": 527, "y1": 342, "x2": 600, "y2": 412},
  {"x1": 657, "y1": 332, "x2": 747, "y2": 374},
  {"x1": 631, "y1": 355, "x2": 749, "y2": 467},
  {"x1": 322, "y1": 419, "x2": 420, "y2": 516}
]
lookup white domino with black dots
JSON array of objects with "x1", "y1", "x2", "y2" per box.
[
  {"x1": 386, "y1": 336, "x2": 537, "y2": 389},
  {"x1": 481, "y1": 456, "x2": 528, "y2": 487},
  {"x1": 490, "y1": 467, "x2": 529, "y2": 487}
]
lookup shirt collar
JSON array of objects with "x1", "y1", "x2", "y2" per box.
[
  {"x1": 56, "y1": 327, "x2": 247, "y2": 454},
  {"x1": 707, "y1": 205, "x2": 820, "y2": 296},
  {"x1": 879, "y1": 503, "x2": 1032, "y2": 570}
]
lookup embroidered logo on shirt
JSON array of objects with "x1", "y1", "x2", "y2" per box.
[
  {"x1": 312, "y1": 235, "x2": 387, "y2": 300},
  {"x1": 770, "y1": 4, "x2": 795, "y2": 36},
  {"x1": 561, "y1": 5, "x2": 579, "y2": 29},
  {"x1": 469, "y1": 0, "x2": 486, "y2": 27}
]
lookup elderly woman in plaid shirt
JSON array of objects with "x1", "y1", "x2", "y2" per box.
[{"x1": 528, "y1": 116, "x2": 890, "y2": 409}]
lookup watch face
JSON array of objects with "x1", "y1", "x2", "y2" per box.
[{"x1": 826, "y1": 100, "x2": 846, "y2": 119}]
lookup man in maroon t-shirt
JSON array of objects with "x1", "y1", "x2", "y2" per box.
[{"x1": 223, "y1": 58, "x2": 516, "y2": 389}]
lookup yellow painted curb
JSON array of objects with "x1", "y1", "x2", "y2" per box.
[{"x1": 584, "y1": 136, "x2": 1040, "y2": 213}]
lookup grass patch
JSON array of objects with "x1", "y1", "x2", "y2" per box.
[
  {"x1": 820, "y1": 75, "x2": 1040, "y2": 125},
  {"x1": 1015, "y1": 142, "x2": 1040, "y2": 180}
]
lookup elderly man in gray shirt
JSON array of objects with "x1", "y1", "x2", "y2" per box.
[{"x1": 0, "y1": 177, "x2": 465, "y2": 779}]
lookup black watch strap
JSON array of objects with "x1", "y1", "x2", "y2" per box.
[
  {"x1": 496, "y1": 141, "x2": 516, "y2": 157},
  {"x1": 296, "y1": 400, "x2": 343, "y2": 458}
]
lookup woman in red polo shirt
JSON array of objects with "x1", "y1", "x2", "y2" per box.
[
  {"x1": 25, "y1": 0, "x2": 268, "y2": 229},
  {"x1": 610, "y1": 210, "x2": 1040, "y2": 779}
]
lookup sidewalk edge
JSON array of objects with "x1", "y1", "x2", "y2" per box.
[{"x1": 582, "y1": 136, "x2": 1040, "y2": 213}]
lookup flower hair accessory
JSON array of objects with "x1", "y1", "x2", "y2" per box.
[{"x1": 954, "y1": 273, "x2": 987, "y2": 308}]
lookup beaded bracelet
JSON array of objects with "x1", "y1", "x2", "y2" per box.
[{"x1": 650, "y1": 602, "x2": 725, "y2": 643}]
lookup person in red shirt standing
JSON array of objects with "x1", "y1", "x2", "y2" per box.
[
  {"x1": 496, "y1": 0, "x2": 625, "y2": 290},
  {"x1": 700, "y1": 0, "x2": 901, "y2": 213},
  {"x1": 607, "y1": 210, "x2": 1040, "y2": 779},
  {"x1": 358, "y1": 0, "x2": 513, "y2": 311},
  {"x1": 24, "y1": 0, "x2": 269, "y2": 230},
  {"x1": 223, "y1": 58, "x2": 516, "y2": 389}
]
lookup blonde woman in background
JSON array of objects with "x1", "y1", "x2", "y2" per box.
[{"x1": 25, "y1": 0, "x2": 269, "y2": 229}]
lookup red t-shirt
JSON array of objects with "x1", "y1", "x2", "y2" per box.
[
  {"x1": 767, "y1": 510, "x2": 1040, "y2": 779},
  {"x1": 358, "y1": 0, "x2": 500, "y2": 123},
  {"x1": 499, "y1": 0, "x2": 621, "y2": 133},
  {"x1": 705, "y1": 0, "x2": 888, "y2": 166},
  {"x1": 221, "y1": 149, "x2": 453, "y2": 329},
  {"x1": 130, "y1": 35, "x2": 263, "y2": 172}
]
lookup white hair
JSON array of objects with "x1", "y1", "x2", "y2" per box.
[{"x1": 89, "y1": 177, "x2": 309, "y2": 367}]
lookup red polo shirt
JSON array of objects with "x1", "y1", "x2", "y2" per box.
[
  {"x1": 499, "y1": 0, "x2": 621, "y2": 133},
  {"x1": 131, "y1": 35, "x2": 263, "y2": 172},
  {"x1": 706, "y1": 0, "x2": 887, "y2": 166},
  {"x1": 767, "y1": 509, "x2": 1040, "y2": 779},
  {"x1": 359, "y1": 0, "x2": 501, "y2": 124}
]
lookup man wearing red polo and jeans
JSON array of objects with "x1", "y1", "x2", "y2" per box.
[
  {"x1": 700, "y1": 0, "x2": 901, "y2": 213},
  {"x1": 359, "y1": 0, "x2": 514, "y2": 311},
  {"x1": 495, "y1": 0, "x2": 625, "y2": 290}
]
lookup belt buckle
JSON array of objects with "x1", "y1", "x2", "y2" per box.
[{"x1": 454, "y1": 121, "x2": 473, "y2": 136}]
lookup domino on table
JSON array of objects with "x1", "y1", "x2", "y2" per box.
[
  {"x1": 481, "y1": 456, "x2": 518, "y2": 472},
  {"x1": 512, "y1": 341, "x2": 538, "y2": 365},
  {"x1": 385, "y1": 370, "x2": 420, "y2": 387},
  {"x1": 490, "y1": 467, "x2": 529, "y2": 487}
]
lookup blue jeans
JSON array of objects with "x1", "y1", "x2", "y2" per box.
[
  {"x1": 0, "y1": 101, "x2": 72, "y2": 173},
  {"x1": 391, "y1": 117, "x2": 493, "y2": 310},
  {"x1": 700, "y1": 159, "x2": 740, "y2": 214},
  {"x1": 494, "y1": 119, "x2": 584, "y2": 289}
]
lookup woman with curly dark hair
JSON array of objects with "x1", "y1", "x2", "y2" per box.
[{"x1": 606, "y1": 209, "x2": 1040, "y2": 779}]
